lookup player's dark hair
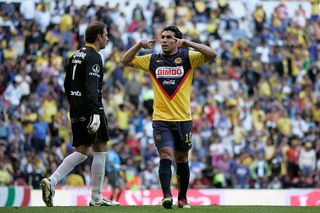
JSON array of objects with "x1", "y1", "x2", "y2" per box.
[
  {"x1": 162, "y1": 26, "x2": 183, "y2": 39},
  {"x1": 85, "y1": 21, "x2": 107, "y2": 43}
]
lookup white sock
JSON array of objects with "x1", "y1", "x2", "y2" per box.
[
  {"x1": 49, "y1": 151, "x2": 87, "y2": 187},
  {"x1": 91, "y1": 152, "x2": 107, "y2": 201}
]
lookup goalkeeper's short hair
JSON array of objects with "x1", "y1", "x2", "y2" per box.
[{"x1": 85, "y1": 21, "x2": 107, "y2": 43}]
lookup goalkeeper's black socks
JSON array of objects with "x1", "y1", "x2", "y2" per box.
[
  {"x1": 159, "y1": 159, "x2": 172, "y2": 197},
  {"x1": 176, "y1": 162, "x2": 190, "y2": 200}
]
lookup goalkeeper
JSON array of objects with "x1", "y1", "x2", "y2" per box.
[{"x1": 40, "y1": 21, "x2": 119, "y2": 207}]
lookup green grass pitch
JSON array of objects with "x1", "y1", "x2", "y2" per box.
[{"x1": 0, "y1": 206, "x2": 319, "y2": 213}]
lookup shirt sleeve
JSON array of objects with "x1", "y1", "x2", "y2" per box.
[
  {"x1": 131, "y1": 54, "x2": 151, "y2": 71},
  {"x1": 189, "y1": 50, "x2": 206, "y2": 69},
  {"x1": 85, "y1": 53, "x2": 102, "y2": 115}
]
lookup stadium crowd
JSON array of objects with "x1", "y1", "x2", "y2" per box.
[{"x1": 0, "y1": 0, "x2": 319, "y2": 191}]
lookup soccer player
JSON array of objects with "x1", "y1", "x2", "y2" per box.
[
  {"x1": 40, "y1": 21, "x2": 119, "y2": 207},
  {"x1": 121, "y1": 26, "x2": 216, "y2": 209}
]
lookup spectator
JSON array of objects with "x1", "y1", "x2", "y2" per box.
[
  {"x1": 106, "y1": 143, "x2": 125, "y2": 202},
  {"x1": 35, "y1": 4, "x2": 51, "y2": 33},
  {"x1": 191, "y1": 172, "x2": 210, "y2": 189},
  {"x1": 42, "y1": 92, "x2": 58, "y2": 123},
  {"x1": 0, "y1": 161, "x2": 12, "y2": 186},
  {"x1": 15, "y1": 70, "x2": 32, "y2": 97},
  {"x1": 59, "y1": 7, "x2": 73, "y2": 50},
  {"x1": 3, "y1": 80, "x2": 21, "y2": 116},
  {"x1": 216, "y1": 153, "x2": 231, "y2": 183},
  {"x1": 143, "y1": 142, "x2": 158, "y2": 164},
  {"x1": 232, "y1": 154, "x2": 250, "y2": 189},
  {"x1": 125, "y1": 74, "x2": 142, "y2": 110},
  {"x1": 268, "y1": 176, "x2": 283, "y2": 189},
  {"x1": 141, "y1": 161, "x2": 159, "y2": 189},
  {"x1": 299, "y1": 141, "x2": 316, "y2": 178},
  {"x1": 209, "y1": 138, "x2": 225, "y2": 168},
  {"x1": 189, "y1": 154, "x2": 206, "y2": 184},
  {"x1": 66, "y1": 170, "x2": 85, "y2": 186},
  {"x1": 253, "y1": 4, "x2": 266, "y2": 34},
  {"x1": 286, "y1": 137, "x2": 301, "y2": 184},
  {"x1": 19, "y1": 0, "x2": 36, "y2": 22},
  {"x1": 26, "y1": 164, "x2": 43, "y2": 189},
  {"x1": 31, "y1": 115, "x2": 49, "y2": 153},
  {"x1": 250, "y1": 154, "x2": 271, "y2": 188},
  {"x1": 0, "y1": 119, "x2": 8, "y2": 146},
  {"x1": 116, "y1": 103, "x2": 132, "y2": 140}
]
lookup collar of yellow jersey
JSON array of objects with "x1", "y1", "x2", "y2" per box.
[{"x1": 85, "y1": 43, "x2": 98, "y2": 52}]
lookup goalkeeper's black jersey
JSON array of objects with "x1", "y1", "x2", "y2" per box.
[{"x1": 64, "y1": 43, "x2": 104, "y2": 118}]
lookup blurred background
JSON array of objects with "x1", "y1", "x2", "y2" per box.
[{"x1": 0, "y1": 0, "x2": 319, "y2": 206}]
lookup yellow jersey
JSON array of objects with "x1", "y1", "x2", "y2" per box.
[{"x1": 132, "y1": 49, "x2": 206, "y2": 121}]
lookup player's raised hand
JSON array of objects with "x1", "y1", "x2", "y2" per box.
[
  {"x1": 140, "y1": 39, "x2": 156, "y2": 49},
  {"x1": 172, "y1": 37, "x2": 190, "y2": 48}
]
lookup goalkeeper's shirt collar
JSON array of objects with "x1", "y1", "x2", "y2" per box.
[{"x1": 85, "y1": 43, "x2": 98, "y2": 52}]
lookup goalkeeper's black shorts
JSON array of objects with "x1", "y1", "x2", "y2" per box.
[{"x1": 71, "y1": 113, "x2": 109, "y2": 147}]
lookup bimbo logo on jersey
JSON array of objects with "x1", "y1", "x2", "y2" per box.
[{"x1": 155, "y1": 66, "x2": 184, "y2": 79}]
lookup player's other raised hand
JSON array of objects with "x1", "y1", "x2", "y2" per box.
[
  {"x1": 172, "y1": 37, "x2": 191, "y2": 48},
  {"x1": 140, "y1": 39, "x2": 156, "y2": 49}
]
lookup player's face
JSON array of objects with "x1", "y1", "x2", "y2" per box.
[
  {"x1": 161, "y1": 30, "x2": 178, "y2": 55},
  {"x1": 99, "y1": 28, "x2": 109, "y2": 49}
]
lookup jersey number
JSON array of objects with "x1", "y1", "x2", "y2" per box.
[{"x1": 72, "y1": 64, "x2": 77, "y2": 80}]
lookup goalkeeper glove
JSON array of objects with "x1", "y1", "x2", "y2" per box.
[{"x1": 87, "y1": 114, "x2": 100, "y2": 134}]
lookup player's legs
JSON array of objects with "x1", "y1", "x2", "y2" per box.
[
  {"x1": 91, "y1": 142, "x2": 108, "y2": 202},
  {"x1": 116, "y1": 187, "x2": 123, "y2": 202},
  {"x1": 40, "y1": 178, "x2": 54, "y2": 207},
  {"x1": 109, "y1": 172, "x2": 123, "y2": 201},
  {"x1": 159, "y1": 147, "x2": 174, "y2": 209},
  {"x1": 174, "y1": 121, "x2": 192, "y2": 208},
  {"x1": 153, "y1": 121, "x2": 175, "y2": 209},
  {"x1": 108, "y1": 171, "x2": 117, "y2": 200},
  {"x1": 41, "y1": 145, "x2": 89, "y2": 207},
  {"x1": 45, "y1": 117, "x2": 92, "y2": 190},
  {"x1": 89, "y1": 114, "x2": 119, "y2": 206},
  {"x1": 115, "y1": 174, "x2": 125, "y2": 201},
  {"x1": 89, "y1": 143, "x2": 119, "y2": 206},
  {"x1": 159, "y1": 148, "x2": 174, "y2": 192},
  {"x1": 175, "y1": 151, "x2": 191, "y2": 208},
  {"x1": 110, "y1": 187, "x2": 115, "y2": 201},
  {"x1": 50, "y1": 146, "x2": 89, "y2": 186}
]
